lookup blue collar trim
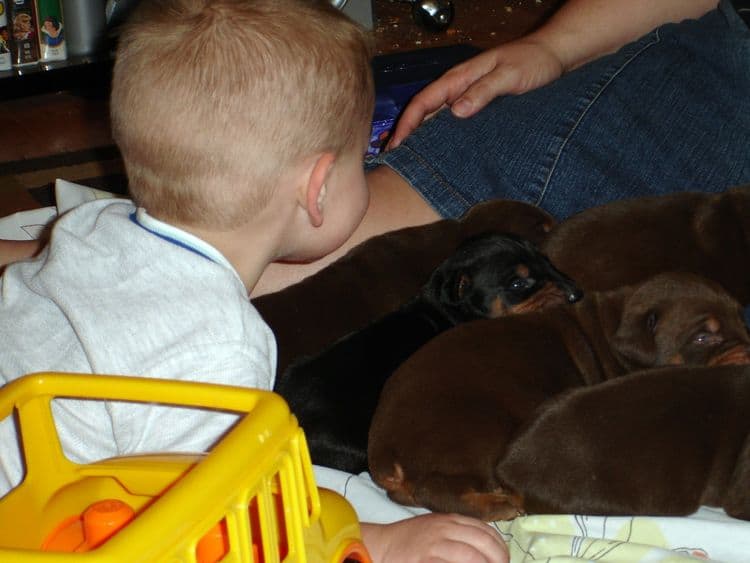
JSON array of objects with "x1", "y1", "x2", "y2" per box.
[{"x1": 129, "y1": 210, "x2": 228, "y2": 266}]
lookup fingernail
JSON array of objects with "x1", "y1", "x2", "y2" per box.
[{"x1": 452, "y1": 99, "x2": 472, "y2": 117}]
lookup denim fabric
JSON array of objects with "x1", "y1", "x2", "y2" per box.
[{"x1": 379, "y1": 0, "x2": 750, "y2": 222}]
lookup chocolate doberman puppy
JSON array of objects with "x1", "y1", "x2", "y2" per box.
[
  {"x1": 497, "y1": 365, "x2": 750, "y2": 521},
  {"x1": 542, "y1": 185, "x2": 750, "y2": 305},
  {"x1": 255, "y1": 199, "x2": 556, "y2": 376},
  {"x1": 368, "y1": 272, "x2": 750, "y2": 521},
  {"x1": 275, "y1": 232, "x2": 581, "y2": 474}
]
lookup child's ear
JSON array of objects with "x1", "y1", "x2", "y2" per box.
[{"x1": 301, "y1": 152, "x2": 336, "y2": 227}]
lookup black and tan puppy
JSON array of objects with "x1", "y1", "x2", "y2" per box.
[
  {"x1": 274, "y1": 232, "x2": 581, "y2": 474},
  {"x1": 497, "y1": 365, "x2": 750, "y2": 521},
  {"x1": 542, "y1": 185, "x2": 750, "y2": 304},
  {"x1": 255, "y1": 199, "x2": 556, "y2": 376},
  {"x1": 368, "y1": 272, "x2": 750, "y2": 521}
]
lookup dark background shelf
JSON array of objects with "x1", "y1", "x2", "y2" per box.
[
  {"x1": 0, "y1": 55, "x2": 113, "y2": 100},
  {"x1": 0, "y1": 0, "x2": 560, "y2": 102},
  {"x1": 0, "y1": 0, "x2": 561, "y2": 171}
]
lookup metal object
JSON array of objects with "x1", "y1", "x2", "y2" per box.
[
  {"x1": 63, "y1": 0, "x2": 108, "y2": 56},
  {"x1": 332, "y1": 0, "x2": 454, "y2": 32},
  {"x1": 331, "y1": 0, "x2": 374, "y2": 29},
  {"x1": 408, "y1": 0, "x2": 454, "y2": 32}
]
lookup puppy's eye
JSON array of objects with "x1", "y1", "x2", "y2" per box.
[
  {"x1": 693, "y1": 332, "x2": 722, "y2": 346},
  {"x1": 646, "y1": 312, "x2": 658, "y2": 333},
  {"x1": 692, "y1": 316, "x2": 723, "y2": 346},
  {"x1": 510, "y1": 278, "x2": 532, "y2": 291},
  {"x1": 456, "y1": 274, "x2": 471, "y2": 299},
  {"x1": 694, "y1": 332, "x2": 709, "y2": 345}
]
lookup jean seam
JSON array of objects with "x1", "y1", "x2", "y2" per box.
[
  {"x1": 536, "y1": 29, "x2": 663, "y2": 207},
  {"x1": 384, "y1": 142, "x2": 472, "y2": 216}
]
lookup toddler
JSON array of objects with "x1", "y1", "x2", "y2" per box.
[{"x1": 0, "y1": 1, "x2": 507, "y2": 561}]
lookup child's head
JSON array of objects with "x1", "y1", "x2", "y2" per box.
[{"x1": 110, "y1": 0, "x2": 374, "y2": 233}]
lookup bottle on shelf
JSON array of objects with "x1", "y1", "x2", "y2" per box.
[
  {"x1": 61, "y1": 0, "x2": 107, "y2": 57},
  {"x1": 36, "y1": 0, "x2": 67, "y2": 62},
  {"x1": 8, "y1": 0, "x2": 40, "y2": 66},
  {"x1": 0, "y1": 0, "x2": 12, "y2": 71}
]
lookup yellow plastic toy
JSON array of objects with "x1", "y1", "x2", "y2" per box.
[{"x1": 0, "y1": 372, "x2": 371, "y2": 562}]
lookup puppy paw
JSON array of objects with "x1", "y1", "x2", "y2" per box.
[
  {"x1": 460, "y1": 488, "x2": 526, "y2": 521},
  {"x1": 378, "y1": 463, "x2": 419, "y2": 506}
]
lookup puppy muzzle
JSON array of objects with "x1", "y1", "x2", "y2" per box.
[
  {"x1": 509, "y1": 282, "x2": 578, "y2": 314},
  {"x1": 550, "y1": 272, "x2": 583, "y2": 303}
]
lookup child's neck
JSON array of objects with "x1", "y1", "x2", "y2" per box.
[{"x1": 175, "y1": 215, "x2": 285, "y2": 295}]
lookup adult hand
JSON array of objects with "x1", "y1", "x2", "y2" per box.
[
  {"x1": 387, "y1": 38, "x2": 564, "y2": 149},
  {"x1": 360, "y1": 513, "x2": 509, "y2": 563}
]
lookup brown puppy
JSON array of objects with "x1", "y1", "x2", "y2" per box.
[
  {"x1": 497, "y1": 365, "x2": 750, "y2": 521},
  {"x1": 274, "y1": 232, "x2": 581, "y2": 475},
  {"x1": 542, "y1": 185, "x2": 750, "y2": 304},
  {"x1": 255, "y1": 199, "x2": 555, "y2": 376},
  {"x1": 368, "y1": 272, "x2": 750, "y2": 521}
]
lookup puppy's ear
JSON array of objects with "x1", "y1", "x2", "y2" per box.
[{"x1": 612, "y1": 308, "x2": 659, "y2": 369}]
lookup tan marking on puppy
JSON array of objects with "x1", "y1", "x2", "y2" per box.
[
  {"x1": 379, "y1": 463, "x2": 418, "y2": 506},
  {"x1": 459, "y1": 489, "x2": 527, "y2": 521},
  {"x1": 509, "y1": 282, "x2": 571, "y2": 315},
  {"x1": 490, "y1": 296, "x2": 508, "y2": 317},
  {"x1": 705, "y1": 316, "x2": 721, "y2": 333},
  {"x1": 667, "y1": 353, "x2": 685, "y2": 366},
  {"x1": 708, "y1": 345, "x2": 750, "y2": 366}
]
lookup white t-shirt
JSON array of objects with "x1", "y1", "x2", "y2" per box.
[{"x1": 0, "y1": 199, "x2": 276, "y2": 493}]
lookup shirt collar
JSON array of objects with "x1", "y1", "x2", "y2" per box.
[{"x1": 129, "y1": 208, "x2": 233, "y2": 269}]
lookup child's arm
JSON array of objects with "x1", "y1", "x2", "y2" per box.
[
  {"x1": 361, "y1": 513, "x2": 509, "y2": 563},
  {"x1": 0, "y1": 239, "x2": 42, "y2": 269}
]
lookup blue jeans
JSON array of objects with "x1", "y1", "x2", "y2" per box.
[{"x1": 379, "y1": 0, "x2": 750, "y2": 221}]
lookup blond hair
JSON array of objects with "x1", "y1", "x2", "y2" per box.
[{"x1": 111, "y1": 0, "x2": 374, "y2": 229}]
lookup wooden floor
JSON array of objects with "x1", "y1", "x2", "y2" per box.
[{"x1": 0, "y1": 0, "x2": 561, "y2": 215}]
